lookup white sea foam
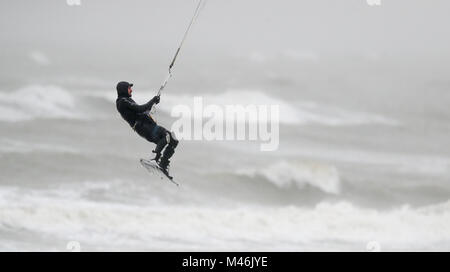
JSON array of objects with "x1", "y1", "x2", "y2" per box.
[
  {"x1": 0, "y1": 186, "x2": 449, "y2": 251},
  {"x1": 236, "y1": 160, "x2": 341, "y2": 194},
  {"x1": 0, "y1": 85, "x2": 83, "y2": 122}
]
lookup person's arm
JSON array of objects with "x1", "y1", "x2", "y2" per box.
[{"x1": 122, "y1": 96, "x2": 160, "y2": 113}]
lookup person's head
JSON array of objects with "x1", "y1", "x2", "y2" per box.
[{"x1": 116, "y1": 81, "x2": 133, "y2": 97}]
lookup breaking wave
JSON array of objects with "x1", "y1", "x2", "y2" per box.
[
  {"x1": 235, "y1": 160, "x2": 341, "y2": 194},
  {"x1": 0, "y1": 85, "x2": 83, "y2": 122},
  {"x1": 90, "y1": 88, "x2": 398, "y2": 126},
  {"x1": 131, "y1": 89, "x2": 397, "y2": 126},
  {"x1": 0, "y1": 185, "x2": 449, "y2": 251}
]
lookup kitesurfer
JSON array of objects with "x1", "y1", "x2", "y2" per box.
[{"x1": 116, "y1": 81, "x2": 178, "y2": 177}]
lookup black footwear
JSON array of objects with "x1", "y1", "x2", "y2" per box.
[
  {"x1": 158, "y1": 158, "x2": 169, "y2": 170},
  {"x1": 151, "y1": 150, "x2": 161, "y2": 162},
  {"x1": 157, "y1": 158, "x2": 172, "y2": 179},
  {"x1": 159, "y1": 167, "x2": 173, "y2": 180},
  {"x1": 158, "y1": 143, "x2": 176, "y2": 180}
]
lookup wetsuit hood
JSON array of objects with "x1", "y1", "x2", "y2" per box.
[{"x1": 116, "y1": 81, "x2": 133, "y2": 97}]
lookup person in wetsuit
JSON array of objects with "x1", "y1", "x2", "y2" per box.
[{"x1": 115, "y1": 81, "x2": 178, "y2": 177}]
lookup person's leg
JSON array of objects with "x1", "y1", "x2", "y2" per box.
[
  {"x1": 135, "y1": 121, "x2": 166, "y2": 160},
  {"x1": 151, "y1": 126, "x2": 169, "y2": 162},
  {"x1": 134, "y1": 120, "x2": 154, "y2": 142},
  {"x1": 158, "y1": 131, "x2": 178, "y2": 171},
  {"x1": 137, "y1": 122, "x2": 178, "y2": 172}
]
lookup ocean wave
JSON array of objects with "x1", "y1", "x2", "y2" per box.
[
  {"x1": 0, "y1": 85, "x2": 84, "y2": 122},
  {"x1": 236, "y1": 160, "x2": 341, "y2": 194},
  {"x1": 162, "y1": 89, "x2": 398, "y2": 126},
  {"x1": 0, "y1": 185, "x2": 449, "y2": 251},
  {"x1": 297, "y1": 146, "x2": 450, "y2": 177},
  {"x1": 0, "y1": 139, "x2": 80, "y2": 154},
  {"x1": 295, "y1": 100, "x2": 398, "y2": 126},
  {"x1": 90, "y1": 88, "x2": 397, "y2": 126},
  {"x1": 3, "y1": 85, "x2": 397, "y2": 126}
]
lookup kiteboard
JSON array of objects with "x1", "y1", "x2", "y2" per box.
[{"x1": 140, "y1": 158, "x2": 179, "y2": 186}]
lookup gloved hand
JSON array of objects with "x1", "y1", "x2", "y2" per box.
[{"x1": 153, "y1": 95, "x2": 160, "y2": 104}]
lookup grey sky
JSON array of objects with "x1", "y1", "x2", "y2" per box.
[{"x1": 1, "y1": 0, "x2": 450, "y2": 59}]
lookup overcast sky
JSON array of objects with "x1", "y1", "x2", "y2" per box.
[{"x1": 1, "y1": 0, "x2": 450, "y2": 59}]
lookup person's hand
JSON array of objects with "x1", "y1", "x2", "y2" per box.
[{"x1": 153, "y1": 95, "x2": 160, "y2": 104}]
